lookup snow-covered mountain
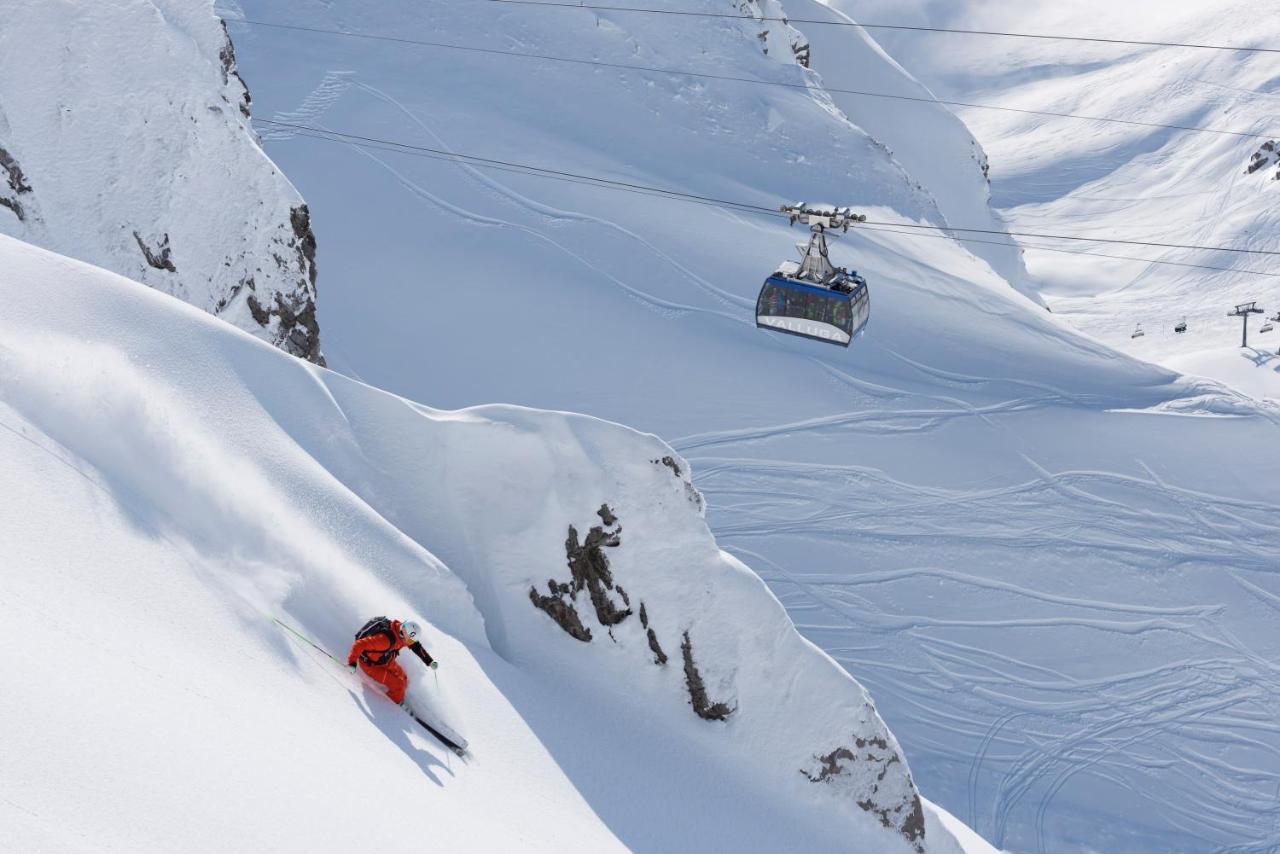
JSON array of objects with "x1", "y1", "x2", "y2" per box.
[
  {"x1": 6, "y1": 0, "x2": 1280, "y2": 850},
  {"x1": 0, "y1": 232, "x2": 989, "y2": 853},
  {"x1": 0, "y1": 0, "x2": 322, "y2": 362},
  {"x1": 220, "y1": 0, "x2": 1280, "y2": 850},
  {"x1": 835, "y1": 0, "x2": 1280, "y2": 399}
]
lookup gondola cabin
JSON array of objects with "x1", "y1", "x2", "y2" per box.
[
  {"x1": 756, "y1": 261, "x2": 870, "y2": 347},
  {"x1": 756, "y1": 203, "x2": 872, "y2": 348}
]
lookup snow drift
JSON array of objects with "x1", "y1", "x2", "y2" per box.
[
  {"x1": 0, "y1": 0, "x2": 322, "y2": 362},
  {"x1": 0, "y1": 232, "x2": 990, "y2": 852}
]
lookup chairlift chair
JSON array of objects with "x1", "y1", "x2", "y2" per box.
[
  {"x1": 1261, "y1": 320, "x2": 1275, "y2": 334},
  {"x1": 1174, "y1": 317, "x2": 1187, "y2": 334},
  {"x1": 1131, "y1": 323, "x2": 1145, "y2": 339},
  {"x1": 756, "y1": 203, "x2": 871, "y2": 347}
]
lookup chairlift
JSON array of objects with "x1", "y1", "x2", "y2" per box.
[
  {"x1": 1131, "y1": 323, "x2": 1145, "y2": 339},
  {"x1": 756, "y1": 203, "x2": 871, "y2": 347},
  {"x1": 1261, "y1": 320, "x2": 1275, "y2": 334},
  {"x1": 1174, "y1": 317, "x2": 1187, "y2": 334}
]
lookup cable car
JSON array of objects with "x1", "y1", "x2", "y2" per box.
[
  {"x1": 756, "y1": 203, "x2": 871, "y2": 347},
  {"x1": 1131, "y1": 323, "x2": 1145, "y2": 339},
  {"x1": 1174, "y1": 317, "x2": 1187, "y2": 333}
]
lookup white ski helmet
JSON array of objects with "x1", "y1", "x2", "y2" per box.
[{"x1": 400, "y1": 620, "x2": 422, "y2": 643}]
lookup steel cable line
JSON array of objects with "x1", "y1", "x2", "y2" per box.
[
  {"x1": 233, "y1": 19, "x2": 1279, "y2": 141},
  {"x1": 854, "y1": 223, "x2": 1280, "y2": 280},
  {"x1": 255, "y1": 119, "x2": 1280, "y2": 281},
  {"x1": 482, "y1": 0, "x2": 1280, "y2": 54},
  {"x1": 255, "y1": 118, "x2": 1280, "y2": 259},
  {"x1": 274, "y1": 125, "x2": 780, "y2": 215}
]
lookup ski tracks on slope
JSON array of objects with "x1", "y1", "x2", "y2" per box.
[
  {"x1": 689, "y1": 446, "x2": 1280, "y2": 853},
  {"x1": 265, "y1": 73, "x2": 752, "y2": 324}
]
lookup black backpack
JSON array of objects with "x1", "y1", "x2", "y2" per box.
[{"x1": 354, "y1": 616, "x2": 399, "y2": 665}]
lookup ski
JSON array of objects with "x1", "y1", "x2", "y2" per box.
[
  {"x1": 273, "y1": 616, "x2": 469, "y2": 758},
  {"x1": 407, "y1": 710, "x2": 467, "y2": 757}
]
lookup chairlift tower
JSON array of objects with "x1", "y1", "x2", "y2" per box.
[{"x1": 1227, "y1": 302, "x2": 1264, "y2": 347}]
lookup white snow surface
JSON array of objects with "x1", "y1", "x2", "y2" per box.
[
  {"x1": 1166, "y1": 345, "x2": 1280, "y2": 402},
  {"x1": 0, "y1": 233, "x2": 1000, "y2": 853},
  {"x1": 834, "y1": 0, "x2": 1280, "y2": 392},
  {"x1": 0, "y1": 0, "x2": 321, "y2": 361},
  {"x1": 218, "y1": 0, "x2": 1280, "y2": 850}
]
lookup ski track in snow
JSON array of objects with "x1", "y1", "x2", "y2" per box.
[
  {"x1": 693, "y1": 446, "x2": 1280, "y2": 853},
  {"x1": 260, "y1": 71, "x2": 357, "y2": 142},
  {"x1": 266, "y1": 75, "x2": 754, "y2": 324}
]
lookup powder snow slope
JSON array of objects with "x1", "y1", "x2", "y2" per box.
[
  {"x1": 0, "y1": 233, "x2": 992, "y2": 853},
  {"x1": 0, "y1": 0, "x2": 322, "y2": 362},
  {"x1": 223, "y1": 0, "x2": 1280, "y2": 850},
  {"x1": 834, "y1": 0, "x2": 1280, "y2": 395}
]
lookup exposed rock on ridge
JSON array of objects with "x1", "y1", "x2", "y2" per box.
[{"x1": 0, "y1": 1, "x2": 323, "y2": 363}]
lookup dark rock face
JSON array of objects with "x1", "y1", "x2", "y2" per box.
[
  {"x1": 529, "y1": 580, "x2": 593, "y2": 641},
  {"x1": 803, "y1": 737, "x2": 926, "y2": 853},
  {"x1": 529, "y1": 505, "x2": 631, "y2": 634},
  {"x1": 217, "y1": 26, "x2": 323, "y2": 366},
  {"x1": 528, "y1": 503, "x2": 737, "y2": 720},
  {"x1": 651, "y1": 455, "x2": 704, "y2": 510},
  {"x1": 680, "y1": 631, "x2": 734, "y2": 721},
  {"x1": 1247, "y1": 140, "x2": 1279, "y2": 180},
  {"x1": 653, "y1": 455, "x2": 682, "y2": 478},
  {"x1": 218, "y1": 20, "x2": 252, "y2": 118},
  {"x1": 133, "y1": 231, "x2": 177, "y2": 272},
  {"x1": 639, "y1": 602, "x2": 668, "y2": 665},
  {"x1": 0, "y1": 145, "x2": 32, "y2": 222},
  {"x1": 239, "y1": 204, "x2": 323, "y2": 364}
]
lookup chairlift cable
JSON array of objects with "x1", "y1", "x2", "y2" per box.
[{"x1": 232, "y1": 19, "x2": 1280, "y2": 141}]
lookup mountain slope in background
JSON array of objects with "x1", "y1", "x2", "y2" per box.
[
  {"x1": 0, "y1": 0, "x2": 322, "y2": 362},
  {"x1": 223, "y1": 0, "x2": 1280, "y2": 850},
  {"x1": 0, "y1": 233, "x2": 993, "y2": 853},
  {"x1": 834, "y1": 0, "x2": 1280, "y2": 399}
]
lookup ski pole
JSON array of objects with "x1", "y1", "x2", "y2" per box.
[{"x1": 274, "y1": 616, "x2": 339, "y2": 664}]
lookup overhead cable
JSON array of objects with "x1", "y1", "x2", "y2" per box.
[
  {"x1": 483, "y1": 0, "x2": 1280, "y2": 55},
  {"x1": 233, "y1": 19, "x2": 1279, "y2": 141},
  {"x1": 254, "y1": 119, "x2": 1280, "y2": 278}
]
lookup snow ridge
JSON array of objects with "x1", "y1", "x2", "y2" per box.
[{"x1": 0, "y1": 232, "x2": 984, "y2": 852}]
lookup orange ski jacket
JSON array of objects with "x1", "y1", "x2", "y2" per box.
[{"x1": 347, "y1": 619, "x2": 435, "y2": 669}]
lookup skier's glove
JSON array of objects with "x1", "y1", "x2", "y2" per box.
[
  {"x1": 347, "y1": 662, "x2": 357, "y2": 671},
  {"x1": 429, "y1": 660, "x2": 439, "y2": 670}
]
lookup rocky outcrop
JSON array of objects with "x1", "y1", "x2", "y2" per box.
[
  {"x1": 218, "y1": 20, "x2": 252, "y2": 119},
  {"x1": 0, "y1": 1, "x2": 323, "y2": 364},
  {"x1": 652, "y1": 455, "x2": 704, "y2": 511},
  {"x1": 529, "y1": 504, "x2": 631, "y2": 638},
  {"x1": 134, "y1": 232, "x2": 177, "y2": 273},
  {"x1": 735, "y1": 0, "x2": 810, "y2": 68},
  {"x1": 0, "y1": 144, "x2": 31, "y2": 222},
  {"x1": 244, "y1": 205, "x2": 323, "y2": 363},
  {"x1": 530, "y1": 502, "x2": 739, "y2": 721},
  {"x1": 1247, "y1": 140, "x2": 1279, "y2": 180},
  {"x1": 681, "y1": 631, "x2": 734, "y2": 720},
  {"x1": 803, "y1": 735, "x2": 927, "y2": 852}
]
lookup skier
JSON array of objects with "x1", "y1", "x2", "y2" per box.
[{"x1": 347, "y1": 617, "x2": 438, "y2": 708}]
